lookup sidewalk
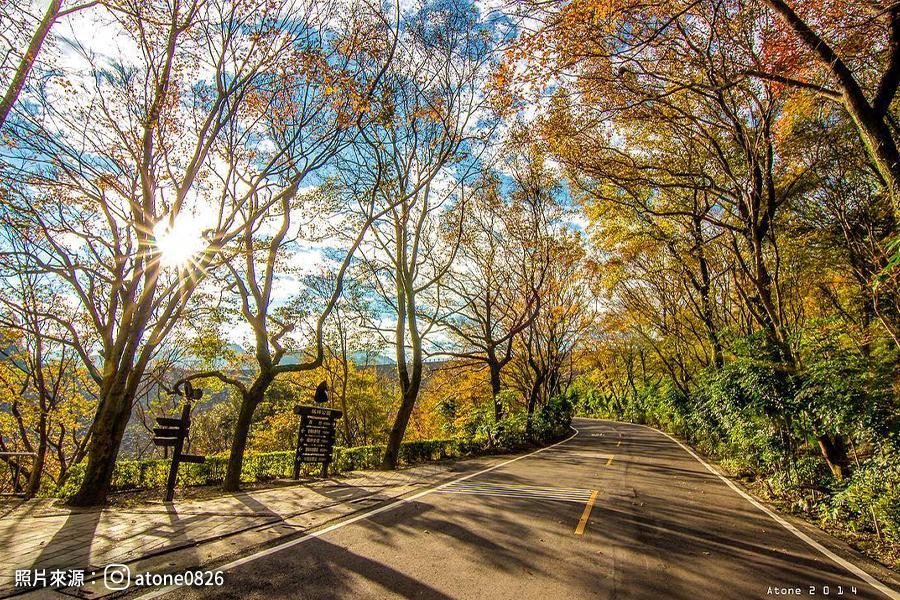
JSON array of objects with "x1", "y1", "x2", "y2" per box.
[{"x1": 0, "y1": 454, "x2": 508, "y2": 598}]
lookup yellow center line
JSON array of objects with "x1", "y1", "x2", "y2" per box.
[
  {"x1": 574, "y1": 490, "x2": 599, "y2": 535},
  {"x1": 606, "y1": 455, "x2": 614, "y2": 466}
]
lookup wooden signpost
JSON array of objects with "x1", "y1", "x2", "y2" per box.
[
  {"x1": 154, "y1": 381, "x2": 206, "y2": 502},
  {"x1": 293, "y1": 381, "x2": 342, "y2": 479}
]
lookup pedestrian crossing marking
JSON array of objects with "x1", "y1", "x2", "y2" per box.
[
  {"x1": 435, "y1": 481, "x2": 595, "y2": 504},
  {"x1": 569, "y1": 452, "x2": 614, "y2": 461}
]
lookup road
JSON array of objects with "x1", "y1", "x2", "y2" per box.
[{"x1": 147, "y1": 419, "x2": 899, "y2": 599}]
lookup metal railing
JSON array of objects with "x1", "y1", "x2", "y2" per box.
[{"x1": 0, "y1": 452, "x2": 36, "y2": 497}]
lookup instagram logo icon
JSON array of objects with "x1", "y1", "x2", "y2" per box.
[{"x1": 103, "y1": 564, "x2": 131, "y2": 590}]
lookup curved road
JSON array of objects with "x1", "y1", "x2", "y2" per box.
[{"x1": 149, "y1": 418, "x2": 899, "y2": 599}]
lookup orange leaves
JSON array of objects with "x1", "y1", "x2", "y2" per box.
[
  {"x1": 485, "y1": 60, "x2": 517, "y2": 117},
  {"x1": 760, "y1": 0, "x2": 891, "y2": 92}
]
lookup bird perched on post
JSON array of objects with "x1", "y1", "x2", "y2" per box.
[{"x1": 314, "y1": 380, "x2": 328, "y2": 404}]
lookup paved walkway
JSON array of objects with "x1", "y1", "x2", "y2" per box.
[{"x1": 0, "y1": 457, "x2": 505, "y2": 598}]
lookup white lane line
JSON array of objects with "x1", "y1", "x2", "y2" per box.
[
  {"x1": 569, "y1": 452, "x2": 613, "y2": 460},
  {"x1": 442, "y1": 481, "x2": 592, "y2": 495},
  {"x1": 136, "y1": 426, "x2": 581, "y2": 599},
  {"x1": 625, "y1": 421, "x2": 899, "y2": 600},
  {"x1": 439, "y1": 481, "x2": 593, "y2": 496},
  {"x1": 439, "y1": 488, "x2": 591, "y2": 500},
  {"x1": 435, "y1": 489, "x2": 592, "y2": 504},
  {"x1": 438, "y1": 483, "x2": 591, "y2": 496}
]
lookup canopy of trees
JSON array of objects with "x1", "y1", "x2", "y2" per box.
[{"x1": 0, "y1": 0, "x2": 897, "y2": 558}]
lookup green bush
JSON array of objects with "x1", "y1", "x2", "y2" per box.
[
  {"x1": 52, "y1": 438, "x2": 491, "y2": 499},
  {"x1": 531, "y1": 392, "x2": 574, "y2": 442},
  {"x1": 400, "y1": 439, "x2": 464, "y2": 463},
  {"x1": 333, "y1": 445, "x2": 384, "y2": 472},
  {"x1": 494, "y1": 413, "x2": 530, "y2": 449},
  {"x1": 828, "y1": 448, "x2": 900, "y2": 541},
  {"x1": 51, "y1": 390, "x2": 576, "y2": 501}
]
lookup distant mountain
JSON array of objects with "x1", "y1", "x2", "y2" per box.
[
  {"x1": 224, "y1": 344, "x2": 396, "y2": 368},
  {"x1": 350, "y1": 351, "x2": 396, "y2": 366}
]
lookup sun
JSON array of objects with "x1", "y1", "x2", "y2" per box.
[{"x1": 153, "y1": 215, "x2": 205, "y2": 268}]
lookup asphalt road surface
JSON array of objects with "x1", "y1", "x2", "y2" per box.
[{"x1": 147, "y1": 418, "x2": 899, "y2": 600}]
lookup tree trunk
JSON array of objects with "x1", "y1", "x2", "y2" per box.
[
  {"x1": 25, "y1": 414, "x2": 47, "y2": 498},
  {"x1": 382, "y1": 384, "x2": 420, "y2": 469},
  {"x1": 763, "y1": 0, "x2": 900, "y2": 217},
  {"x1": 817, "y1": 434, "x2": 850, "y2": 481},
  {"x1": 525, "y1": 391, "x2": 538, "y2": 440},
  {"x1": 67, "y1": 382, "x2": 134, "y2": 506},
  {"x1": 525, "y1": 368, "x2": 544, "y2": 440},
  {"x1": 692, "y1": 218, "x2": 724, "y2": 369},
  {"x1": 381, "y1": 271, "x2": 423, "y2": 470},
  {"x1": 0, "y1": 0, "x2": 61, "y2": 130},
  {"x1": 224, "y1": 389, "x2": 263, "y2": 492},
  {"x1": 339, "y1": 358, "x2": 352, "y2": 445},
  {"x1": 845, "y1": 102, "x2": 900, "y2": 217},
  {"x1": 860, "y1": 291, "x2": 875, "y2": 357},
  {"x1": 489, "y1": 360, "x2": 502, "y2": 423}
]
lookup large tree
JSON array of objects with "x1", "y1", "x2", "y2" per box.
[
  {"x1": 757, "y1": 0, "x2": 900, "y2": 216},
  {"x1": 436, "y1": 139, "x2": 555, "y2": 423},
  {"x1": 0, "y1": 0, "x2": 320, "y2": 505},
  {"x1": 353, "y1": 0, "x2": 498, "y2": 468},
  {"x1": 172, "y1": 0, "x2": 395, "y2": 491}
]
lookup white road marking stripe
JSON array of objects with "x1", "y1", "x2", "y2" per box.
[
  {"x1": 443, "y1": 479, "x2": 587, "y2": 489},
  {"x1": 135, "y1": 427, "x2": 581, "y2": 599},
  {"x1": 435, "y1": 489, "x2": 592, "y2": 503},
  {"x1": 437, "y1": 489, "x2": 591, "y2": 501},
  {"x1": 569, "y1": 453, "x2": 613, "y2": 460},
  {"x1": 440, "y1": 487, "x2": 590, "y2": 498},
  {"x1": 630, "y1": 421, "x2": 900, "y2": 600},
  {"x1": 440, "y1": 483, "x2": 591, "y2": 493},
  {"x1": 442, "y1": 482, "x2": 591, "y2": 495}
]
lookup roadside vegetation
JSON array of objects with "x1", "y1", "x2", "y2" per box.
[
  {"x1": 0, "y1": 1, "x2": 896, "y2": 573},
  {"x1": 52, "y1": 393, "x2": 573, "y2": 499},
  {"x1": 515, "y1": 0, "x2": 900, "y2": 570}
]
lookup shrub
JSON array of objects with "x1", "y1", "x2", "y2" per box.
[
  {"x1": 52, "y1": 438, "x2": 486, "y2": 499},
  {"x1": 828, "y1": 448, "x2": 900, "y2": 542},
  {"x1": 527, "y1": 391, "x2": 575, "y2": 443},
  {"x1": 333, "y1": 445, "x2": 383, "y2": 472},
  {"x1": 51, "y1": 390, "x2": 576, "y2": 500}
]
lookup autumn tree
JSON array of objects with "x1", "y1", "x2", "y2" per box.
[
  {"x1": 511, "y1": 230, "x2": 593, "y2": 434},
  {"x1": 313, "y1": 275, "x2": 380, "y2": 446},
  {"x1": 515, "y1": 0, "x2": 900, "y2": 216},
  {"x1": 436, "y1": 135, "x2": 557, "y2": 422},
  {"x1": 0, "y1": 0, "x2": 326, "y2": 505},
  {"x1": 349, "y1": 0, "x2": 500, "y2": 469},
  {"x1": 783, "y1": 103, "x2": 899, "y2": 350},
  {"x1": 532, "y1": 1, "x2": 805, "y2": 365},
  {"x1": 0, "y1": 268, "x2": 96, "y2": 496},
  {"x1": 170, "y1": 1, "x2": 397, "y2": 491},
  {"x1": 756, "y1": 0, "x2": 900, "y2": 216}
]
